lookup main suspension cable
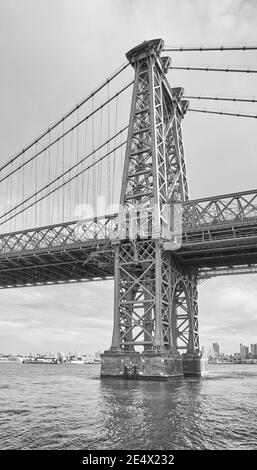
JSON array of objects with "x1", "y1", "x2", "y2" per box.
[
  {"x1": 188, "y1": 108, "x2": 257, "y2": 118},
  {"x1": 164, "y1": 44, "x2": 257, "y2": 52},
  {"x1": 169, "y1": 65, "x2": 257, "y2": 73},
  {"x1": 185, "y1": 95, "x2": 257, "y2": 103},
  {"x1": 0, "y1": 126, "x2": 129, "y2": 221},
  {"x1": 0, "y1": 61, "x2": 130, "y2": 173},
  {"x1": 0, "y1": 81, "x2": 133, "y2": 185},
  {"x1": 0, "y1": 140, "x2": 127, "y2": 227}
]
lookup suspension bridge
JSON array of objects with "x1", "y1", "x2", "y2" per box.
[{"x1": 1, "y1": 38, "x2": 257, "y2": 378}]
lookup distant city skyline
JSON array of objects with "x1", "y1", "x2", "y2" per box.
[
  {"x1": 206, "y1": 341, "x2": 257, "y2": 358},
  {"x1": 0, "y1": 349, "x2": 102, "y2": 356},
  {"x1": 2, "y1": 339, "x2": 257, "y2": 358}
]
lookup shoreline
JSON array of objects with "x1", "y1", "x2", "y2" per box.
[{"x1": 208, "y1": 361, "x2": 257, "y2": 365}]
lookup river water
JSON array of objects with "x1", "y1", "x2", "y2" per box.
[{"x1": 0, "y1": 362, "x2": 256, "y2": 450}]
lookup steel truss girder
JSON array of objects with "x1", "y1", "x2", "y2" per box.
[
  {"x1": 1, "y1": 205, "x2": 257, "y2": 287},
  {"x1": 181, "y1": 189, "x2": 257, "y2": 230},
  {"x1": 0, "y1": 214, "x2": 118, "y2": 255},
  {"x1": 1, "y1": 189, "x2": 257, "y2": 259},
  {"x1": 198, "y1": 264, "x2": 257, "y2": 278}
]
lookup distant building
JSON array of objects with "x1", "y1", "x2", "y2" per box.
[
  {"x1": 250, "y1": 344, "x2": 257, "y2": 358},
  {"x1": 95, "y1": 350, "x2": 101, "y2": 360},
  {"x1": 207, "y1": 348, "x2": 213, "y2": 359},
  {"x1": 212, "y1": 342, "x2": 220, "y2": 358},
  {"x1": 233, "y1": 353, "x2": 241, "y2": 363},
  {"x1": 240, "y1": 343, "x2": 249, "y2": 359}
]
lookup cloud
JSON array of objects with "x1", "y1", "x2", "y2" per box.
[
  {"x1": 199, "y1": 275, "x2": 257, "y2": 352},
  {"x1": 0, "y1": 281, "x2": 114, "y2": 353}
]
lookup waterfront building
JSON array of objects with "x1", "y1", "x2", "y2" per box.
[
  {"x1": 240, "y1": 344, "x2": 249, "y2": 360},
  {"x1": 250, "y1": 344, "x2": 257, "y2": 358},
  {"x1": 94, "y1": 351, "x2": 101, "y2": 361},
  {"x1": 212, "y1": 343, "x2": 220, "y2": 358}
]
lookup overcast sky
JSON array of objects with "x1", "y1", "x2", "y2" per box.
[{"x1": 0, "y1": 0, "x2": 257, "y2": 354}]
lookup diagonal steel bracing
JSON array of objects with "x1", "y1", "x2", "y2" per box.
[{"x1": 111, "y1": 39, "x2": 197, "y2": 355}]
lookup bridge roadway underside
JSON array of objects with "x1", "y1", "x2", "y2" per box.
[
  {"x1": 1, "y1": 220, "x2": 257, "y2": 288},
  {"x1": 0, "y1": 240, "x2": 115, "y2": 288},
  {"x1": 177, "y1": 220, "x2": 257, "y2": 277}
]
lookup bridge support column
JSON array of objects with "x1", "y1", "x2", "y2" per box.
[
  {"x1": 110, "y1": 242, "x2": 121, "y2": 350},
  {"x1": 169, "y1": 259, "x2": 208, "y2": 375},
  {"x1": 101, "y1": 242, "x2": 208, "y2": 378},
  {"x1": 101, "y1": 242, "x2": 191, "y2": 379},
  {"x1": 101, "y1": 39, "x2": 206, "y2": 379}
]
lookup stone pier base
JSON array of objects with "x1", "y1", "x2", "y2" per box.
[
  {"x1": 100, "y1": 350, "x2": 183, "y2": 380},
  {"x1": 182, "y1": 354, "x2": 209, "y2": 376}
]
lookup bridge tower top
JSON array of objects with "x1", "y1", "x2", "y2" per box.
[
  {"x1": 119, "y1": 38, "x2": 189, "y2": 239},
  {"x1": 126, "y1": 38, "x2": 164, "y2": 65}
]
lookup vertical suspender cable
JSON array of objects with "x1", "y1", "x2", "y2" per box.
[
  {"x1": 10, "y1": 160, "x2": 13, "y2": 231},
  {"x1": 62, "y1": 120, "x2": 65, "y2": 222},
  {"x1": 86, "y1": 121, "x2": 90, "y2": 212},
  {"x1": 98, "y1": 107, "x2": 103, "y2": 210},
  {"x1": 22, "y1": 151, "x2": 25, "y2": 229},
  {"x1": 69, "y1": 129, "x2": 74, "y2": 220},
  {"x1": 48, "y1": 131, "x2": 51, "y2": 224},
  {"x1": 92, "y1": 95, "x2": 96, "y2": 216},
  {"x1": 35, "y1": 143, "x2": 37, "y2": 227},
  {"x1": 84, "y1": 120, "x2": 88, "y2": 213},
  {"x1": 107, "y1": 82, "x2": 110, "y2": 210},
  {"x1": 5, "y1": 162, "x2": 10, "y2": 231},
  {"x1": 55, "y1": 139, "x2": 60, "y2": 225},
  {"x1": 120, "y1": 128, "x2": 124, "y2": 202},
  {"x1": 76, "y1": 107, "x2": 80, "y2": 211},
  {"x1": 28, "y1": 154, "x2": 33, "y2": 229},
  {"x1": 112, "y1": 95, "x2": 118, "y2": 205}
]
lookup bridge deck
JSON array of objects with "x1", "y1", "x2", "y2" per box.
[
  {"x1": 1, "y1": 188, "x2": 257, "y2": 287},
  {"x1": 1, "y1": 223, "x2": 257, "y2": 288}
]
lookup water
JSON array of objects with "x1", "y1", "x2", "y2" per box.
[{"x1": 0, "y1": 362, "x2": 256, "y2": 450}]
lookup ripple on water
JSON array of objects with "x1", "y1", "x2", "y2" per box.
[
  {"x1": 0, "y1": 363, "x2": 257, "y2": 449},
  {"x1": 0, "y1": 409, "x2": 30, "y2": 416}
]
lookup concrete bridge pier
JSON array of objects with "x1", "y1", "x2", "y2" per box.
[
  {"x1": 182, "y1": 354, "x2": 209, "y2": 376},
  {"x1": 100, "y1": 351, "x2": 208, "y2": 379},
  {"x1": 100, "y1": 350, "x2": 183, "y2": 380}
]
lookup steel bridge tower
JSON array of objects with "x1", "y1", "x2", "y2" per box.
[{"x1": 101, "y1": 39, "x2": 206, "y2": 378}]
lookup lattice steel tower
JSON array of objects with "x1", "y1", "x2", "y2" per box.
[{"x1": 101, "y1": 39, "x2": 205, "y2": 378}]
